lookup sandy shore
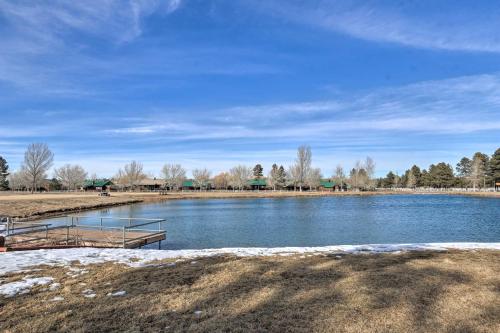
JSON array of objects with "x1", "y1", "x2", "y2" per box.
[
  {"x1": 1, "y1": 249, "x2": 499, "y2": 332},
  {"x1": 0, "y1": 190, "x2": 498, "y2": 220}
]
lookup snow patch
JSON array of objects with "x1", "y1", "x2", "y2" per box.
[
  {"x1": 0, "y1": 277, "x2": 54, "y2": 297},
  {"x1": 82, "y1": 289, "x2": 96, "y2": 298},
  {"x1": 49, "y1": 283, "x2": 60, "y2": 291},
  {"x1": 107, "y1": 290, "x2": 126, "y2": 297},
  {"x1": 0, "y1": 243, "x2": 499, "y2": 276}
]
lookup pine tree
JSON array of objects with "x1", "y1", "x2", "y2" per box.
[
  {"x1": 0, "y1": 156, "x2": 9, "y2": 190},
  {"x1": 383, "y1": 171, "x2": 395, "y2": 188},
  {"x1": 253, "y1": 164, "x2": 263, "y2": 179},
  {"x1": 410, "y1": 165, "x2": 422, "y2": 187},
  {"x1": 277, "y1": 165, "x2": 287, "y2": 189},
  {"x1": 488, "y1": 148, "x2": 500, "y2": 188}
]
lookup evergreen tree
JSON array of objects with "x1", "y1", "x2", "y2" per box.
[
  {"x1": 421, "y1": 169, "x2": 431, "y2": 187},
  {"x1": 253, "y1": 164, "x2": 263, "y2": 179},
  {"x1": 472, "y1": 152, "x2": 490, "y2": 188},
  {"x1": 429, "y1": 163, "x2": 455, "y2": 188},
  {"x1": 410, "y1": 165, "x2": 422, "y2": 186},
  {"x1": 456, "y1": 157, "x2": 472, "y2": 188},
  {"x1": 277, "y1": 165, "x2": 287, "y2": 189},
  {"x1": 383, "y1": 171, "x2": 395, "y2": 188},
  {"x1": 488, "y1": 148, "x2": 500, "y2": 187},
  {"x1": 0, "y1": 156, "x2": 9, "y2": 190}
]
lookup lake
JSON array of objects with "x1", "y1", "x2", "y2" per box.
[{"x1": 40, "y1": 194, "x2": 500, "y2": 249}]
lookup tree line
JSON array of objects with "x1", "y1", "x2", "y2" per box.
[
  {"x1": 1, "y1": 143, "x2": 499, "y2": 192},
  {"x1": 378, "y1": 149, "x2": 500, "y2": 189}
]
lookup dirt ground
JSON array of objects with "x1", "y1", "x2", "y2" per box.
[
  {"x1": 1, "y1": 190, "x2": 498, "y2": 220},
  {"x1": 0, "y1": 250, "x2": 499, "y2": 332}
]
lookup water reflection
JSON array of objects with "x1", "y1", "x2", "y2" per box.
[{"x1": 39, "y1": 195, "x2": 500, "y2": 250}]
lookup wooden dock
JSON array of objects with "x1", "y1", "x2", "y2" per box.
[{"x1": 1, "y1": 216, "x2": 167, "y2": 251}]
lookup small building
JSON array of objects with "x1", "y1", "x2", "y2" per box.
[
  {"x1": 137, "y1": 178, "x2": 164, "y2": 191},
  {"x1": 319, "y1": 180, "x2": 336, "y2": 191},
  {"x1": 83, "y1": 179, "x2": 113, "y2": 192},
  {"x1": 181, "y1": 180, "x2": 213, "y2": 191},
  {"x1": 495, "y1": 181, "x2": 500, "y2": 192},
  {"x1": 248, "y1": 178, "x2": 267, "y2": 190},
  {"x1": 319, "y1": 180, "x2": 347, "y2": 191}
]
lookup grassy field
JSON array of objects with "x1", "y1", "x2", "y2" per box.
[
  {"x1": 1, "y1": 190, "x2": 498, "y2": 220},
  {"x1": 0, "y1": 250, "x2": 499, "y2": 332}
]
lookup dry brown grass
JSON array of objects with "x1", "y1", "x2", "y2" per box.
[
  {"x1": 1, "y1": 190, "x2": 498, "y2": 220},
  {"x1": 1, "y1": 250, "x2": 499, "y2": 332}
]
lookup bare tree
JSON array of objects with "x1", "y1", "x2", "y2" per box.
[
  {"x1": 406, "y1": 170, "x2": 417, "y2": 189},
  {"x1": 213, "y1": 172, "x2": 230, "y2": 190},
  {"x1": 115, "y1": 161, "x2": 146, "y2": 190},
  {"x1": 307, "y1": 167, "x2": 322, "y2": 190},
  {"x1": 8, "y1": 170, "x2": 30, "y2": 191},
  {"x1": 334, "y1": 164, "x2": 345, "y2": 190},
  {"x1": 54, "y1": 164, "x2": 87, "y2": 190},
  {"x1": 288, "y1": 164, "x2": 301, "y2": 191},
  {"x1": 365, "y1": 156, "x2": 376, "y2": 188},
  {"x1": 192, "y1": 168, "x2": 211, "y2": 191},
  {"x1": 162, "y1": 163, "x2": 186, "y2": 191},
  {"x1": 292, "y1": 145, "x2": 312, "y2": 191},
  {"x1": 470, "y1": 157, "x2": 483, "y2": 191},
  {"x1": 22, "y1": 143, "x2": 54, "y2": 193},
  {"x1": 229, "y1": 165, "x2": 252, "y2": 191},
  {"x1": 268, "y1": 164, "x2": 280, "y2": 191}
]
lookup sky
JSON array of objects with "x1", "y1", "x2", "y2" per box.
[{"x1": 0, "y1": 0, "x2": 499, "y2": 178}]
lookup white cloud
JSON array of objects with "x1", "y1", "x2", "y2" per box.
[{"x1": 249, "y1": 1, "x2": 500, "y2": 53}]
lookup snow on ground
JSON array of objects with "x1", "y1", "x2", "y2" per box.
[
  {"x1": 0, "y1": 243, "x2": 499, "y2": 276},
  {"x1": 107, "y1": 290, "x2": 127, "y2": 297},
  {"x1": 0, "y1": 277, "x2": 54, "y2": 297}
]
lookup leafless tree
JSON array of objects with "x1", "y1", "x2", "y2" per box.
[
  {"x1": 229, "y1": 165, "x2": 252, "y2": 191},
  {"x1": 22, "y1": 143, "x2": 54, "y2": 193},
  {"x1": 288, "y1": 164, "x2": 301, "y2": 191},
  {"x1": 192, "y1": 168, "x2": 211, "y2": 191},
  {"x1": 307, "y1": 167, "x2": 322, "y2": 190},
  {"x1": 364, "y1": 156, "x2": 376, "y2": 188},
  {"x1": 162, "y1": 163, "x2": 186, "y2": 191},
  {"x1": 8, "y1": 170, "x2": 30, "y2": 191},
  {"x1": 268, "y1": 164, "x2": 280, "y2": 191},
  {"x1": 470, "y1": 157, "x2": 483, "y2": 191},
  {"x1": 115, "y1": 161, "x2": 146, "y2": 190},
  {"x1": 54, "y1": 164, "x2": 87, "y2": 190},
  {"x1": 213, "y1": 172, "x2": 230, "y2": 190},
  {"x1": 406, "y1": 170, "x2": 417, "y2": 189},
  {"x1": 292, "y1": 145, "x2": 312, "y2": 191},
  {"x1": 334, "y1": 164, "x2": 345, "y2": 190}
]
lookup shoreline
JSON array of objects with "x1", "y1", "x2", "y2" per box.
[
  {"x1": 0, "y1": 190, "x2": 498, "y2": 221},
  {"x1": 2, "y1": 242, "x2": 500, "y2": 276}
]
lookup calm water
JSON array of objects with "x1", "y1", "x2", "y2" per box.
[{"x1": 41, "y1": 195, "x2": 500, "y2": 249}]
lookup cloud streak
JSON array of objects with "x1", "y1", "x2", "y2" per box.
[{"x1": 249, "y1": 1, "x2": 500, "y2": 53}]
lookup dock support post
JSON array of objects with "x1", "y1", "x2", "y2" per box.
[
  {"x1": 158, "y1": 240, "x2": 161, "y2": 249},
  {"x1": 66, "y1": 226, "x2": 69, "y2": 244},
  {"x1": 122, "y1": 227, "x2": 126, "y2": 248}
]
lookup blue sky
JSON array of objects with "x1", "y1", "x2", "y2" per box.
[{"x1": 1, "y1": 0, "x2": 499, "y2": 177}]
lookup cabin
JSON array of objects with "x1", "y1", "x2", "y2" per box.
[
  {"x1": 83, "y1": 179, "x2": 113, "y2": 192},
  {"x1": 248, "y1": 178, "x2": 267, "y2": 190},
  {"x1": 181, "y1": 180, "x2": 213, "y2": 191},
  {"x1": 137, "y1": 178, "x2": 164, "y2": 191},
  {"x1": 319, "y1": 180, "x2": 346, "y2": 191},
  {"x1": 319, "y1": 180, "x2": 336, "y2": 191}
]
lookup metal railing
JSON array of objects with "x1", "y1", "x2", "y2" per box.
[
  {"x1": 1, "y1": 215, "x2": 167, "y2": 249},
  {"x1": 67, "y1": 215, "x2": 166, "y2": 248}
]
